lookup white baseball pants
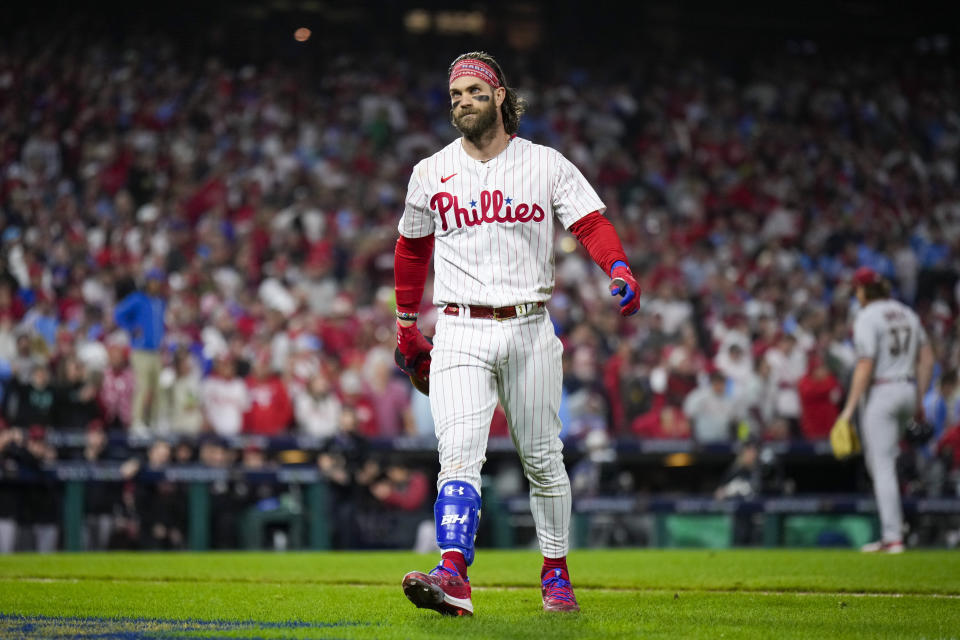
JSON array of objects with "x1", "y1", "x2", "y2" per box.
[{"x1": 429, "y1": 308, "x2": 571, "y2": 558}]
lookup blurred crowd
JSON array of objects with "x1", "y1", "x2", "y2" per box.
[{"x1": 1, "y1": 33, "x2": 960, "y2": 486}]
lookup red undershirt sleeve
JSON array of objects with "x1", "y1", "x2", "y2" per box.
[
  {"x1": 394, "y1": 234, "x2": 435, "y2": 313},
  {"x1": 568, "y1": 211, "x2": 629, "y2": 276}
]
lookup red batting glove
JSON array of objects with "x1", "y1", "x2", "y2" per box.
[
  {"x1": 397, "y1": 321, "x2": 433, "y2": 367},
  {"x1": 610, "y1": 261, "x2": 641, "y2": 316}
]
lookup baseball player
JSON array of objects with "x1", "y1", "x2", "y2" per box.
[
  {"x1": 836, "y1": 267, "x2": 934, "y2": 553},
  {"x1": 393, "y1": 52, "x2": 640, "y2": 615}
]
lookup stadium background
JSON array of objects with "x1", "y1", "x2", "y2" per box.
[{"x1": 1, "y1": 0, "x2": 960, "y2": 554}]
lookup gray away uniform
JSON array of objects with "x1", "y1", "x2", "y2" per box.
[{"x1": 853, "y1": 299, "x2": 928, "y2": 544}]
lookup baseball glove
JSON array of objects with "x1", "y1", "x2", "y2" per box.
[
  {"x1": 395, "y1": 336, "x2": 432, "y2": 395},
  {"x1": 904, "y1": 417, "x2": 934, "y2": 445},
  {"x1": 830, "y1": 417, "x2": 862, "y2": 460}
]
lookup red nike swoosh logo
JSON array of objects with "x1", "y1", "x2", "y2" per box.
[{"x1": 440, "y1": 173, "x2": 457, "y2": 183}]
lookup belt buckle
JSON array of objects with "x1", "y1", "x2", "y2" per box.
[{"x1": 493, "y1": 307, "x2": 506, "y2": 322}]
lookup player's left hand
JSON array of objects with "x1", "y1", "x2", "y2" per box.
[{"x1": 609, "y1": 261, "x2": 641, "y2": 316}]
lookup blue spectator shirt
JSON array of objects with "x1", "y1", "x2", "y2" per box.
[{"x1": 114, "y1": 292, "x2": 166, "y2": 351}]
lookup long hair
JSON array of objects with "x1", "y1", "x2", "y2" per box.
[
  {"x1": 862, "y1": 280, "x2": 891, "y2": 301},
  {"x1": 448, "y1": 51, "x2": 526, "y2": 135}
]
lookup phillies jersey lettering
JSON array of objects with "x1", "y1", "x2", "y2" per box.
[
  {"x1": 430, "y1": 190, "x2": 545, "y2": 230},
  {"x1": 398, "y1": 137, "x2": 604, "y2": 307},
  {"x1": 854, "y1": 299, "x2": 928, "y2": 379}
]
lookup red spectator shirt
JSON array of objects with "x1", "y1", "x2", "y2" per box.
[
  {"x1": 632, "y1": 404, "x2": 691, "y2": 439},
  {"x1": 937, "y1": 424, "x2": 960, "y2": 470},
  {"x1": 796, "y1": 373, "x2": 842, "y2": 440},
  {"x1": 243, "y1": 375, "x2": 294, "y2": 436},
  {"x1": 380, "y1": 470, "x2": 430, "y2": 511}
]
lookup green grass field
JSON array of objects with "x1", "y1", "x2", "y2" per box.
[{"x1": 1, "y1": 550, "x2": 959, "y2": 639}]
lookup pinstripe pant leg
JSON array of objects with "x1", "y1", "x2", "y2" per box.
[
  {"x1": 430, "y1": 314, "x2": 499, "y2": 495},
  {"x1": 497, "y1": 311, "x2": 570, "y2": 558}
]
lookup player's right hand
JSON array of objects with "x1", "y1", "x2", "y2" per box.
[
  {"x1": 397, "y1": 321, "x2": 433, "y2": 370},
  {"x1": 914, "y1": 405, "x2": 927, "y2": 426},
  {"x1": 609, "y1": 261, "x2": 641, "y2": 316}
]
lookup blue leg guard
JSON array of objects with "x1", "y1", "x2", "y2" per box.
[{"x1": 435, "y1": 481, "x2": 482, "y2": 566}]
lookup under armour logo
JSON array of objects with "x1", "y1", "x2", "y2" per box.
[
  {"x1": 445, "y1": 486, "x2": 465, "y2": 496},
  {"x1": 441, "y1": 514, "x2": 469, "y2": 526}
]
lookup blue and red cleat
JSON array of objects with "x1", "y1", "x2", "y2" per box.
[
  {"x1": 402, "y1": 558, "x2": 473, "y2": 616},
  {"x1": 541, "y1": 568, "x2": 580, "y2": 612}
]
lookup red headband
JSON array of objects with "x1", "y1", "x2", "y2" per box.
[{"x1": 449, "y1": 59, "x2": 501, "y2": 89}]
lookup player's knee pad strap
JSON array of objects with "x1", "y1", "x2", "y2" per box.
[{"x1": 435, "y1": 481, "x2": 481, "y2": 566}]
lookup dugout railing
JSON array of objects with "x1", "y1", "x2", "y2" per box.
[
  {"x1": 16, "y1": 464, "x2": 333, "y2": 551},
  {"x1": 6, "y1": 465, "x2": 960, "y2": 551},
  {"x1": 4, "y1": 432, "x2": 958, "y2": 551},
  {"x1": 500, "y1": 494, "x2": 960, "y2": 548}
]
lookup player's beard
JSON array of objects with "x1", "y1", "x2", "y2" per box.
[{"x1": 451, "y1": 99, "x2": 499, "y2": 143}]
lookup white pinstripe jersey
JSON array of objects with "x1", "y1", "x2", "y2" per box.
[
  {"x1": 854, "y1": 299, "x2": 928, "y2": 379},
  {"x1": 398, "y1": 136, "x2": 605, "y2": 307}
]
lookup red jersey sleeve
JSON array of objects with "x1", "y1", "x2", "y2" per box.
[
  {"x1": 394, "y1": 234, "x2": 435, "y2": 313},
  {"x1": 568, "y1": 211, "x2": 629, "y2": 276}
]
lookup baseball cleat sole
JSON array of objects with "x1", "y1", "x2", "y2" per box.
[{"x1": 402, "y1": 573, "x2": 474, "y2": 616}]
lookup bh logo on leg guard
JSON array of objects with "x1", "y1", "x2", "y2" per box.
[{"x1": 435, "y1": 481, "x2": 481, "y2": 565}]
